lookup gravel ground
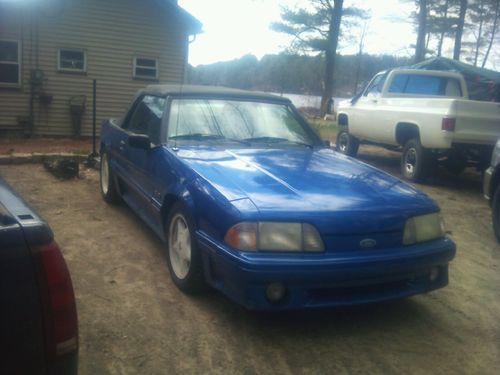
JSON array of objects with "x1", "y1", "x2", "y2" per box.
[{"x1": 0, "y1": 145, "x2": 499, "y2": 375}]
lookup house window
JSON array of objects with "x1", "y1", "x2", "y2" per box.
[
  {"x1": 133, "y1": 57, "x2": 158, "y2": 80},
  {"x1": 58, "y1": 49, "x2": 86, "y2": 73},
  {"x1": 0, "y1": 40, "x2": 21, "y2": 87}
]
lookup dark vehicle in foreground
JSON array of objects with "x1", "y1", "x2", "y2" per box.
[
  {"x1": 99, "y1": 85, "x2": 456, "y2": 310},
  {"x1": 483, "y1": 139, "x2": 500, "y2": 242},
  {"x1": 0, "y1": 176, "x2": 78, "y2": 374}
]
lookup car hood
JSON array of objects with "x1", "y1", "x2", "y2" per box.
[{"x1": 176, "y1": 146, "x2": 437, "y2": 234}]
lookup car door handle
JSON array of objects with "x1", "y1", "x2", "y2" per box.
[
  {"x1": 371, "y1": 99, "x2": 378, "y2": 104},
  {"x1": 119, "y1": 140, "x2": 126, "y2": 150}
]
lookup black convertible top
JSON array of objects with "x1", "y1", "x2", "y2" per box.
[{"x1": 141, "y1": 84, "x2": 291, "y2": 103}]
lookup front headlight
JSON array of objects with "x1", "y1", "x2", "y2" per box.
[
  {"x1": 224, "y1": 222, "x2": 324, "y2": 252},
  {"x1": 403, "y1": 213, "x2": 445, "y2": 245}
]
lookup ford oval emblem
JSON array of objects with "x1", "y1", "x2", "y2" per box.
[{"x1": 360, "y1": 239, "x2": 377, "y2": 248}]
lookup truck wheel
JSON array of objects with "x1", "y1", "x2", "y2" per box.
[
  {"x1": 492, "y1": 185, "x2": 500, "y2": 243},
  {"x1": 401, "y1": 138, "x2": 430, "y2": 182},
  {"x1": 100, "y1": 151, "x2": 121, "y2": 204},
  {"x1": 336, "y1": 130, "x2": 359, "y2": 157}
]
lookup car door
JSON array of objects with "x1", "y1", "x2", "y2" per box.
[
  {"x1": 349, "y1": 72, "x2": 388, "y2": 142},
  {"x1": 120, "y1": 95, "x2": 167, "y2": 232}
]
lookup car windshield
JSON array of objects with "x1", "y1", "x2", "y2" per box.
[{"x1": 167, "y1": 99, "x2": 316, "y2": 147}]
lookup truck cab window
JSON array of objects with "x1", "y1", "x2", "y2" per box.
[
  {"x1": 388, "y1": 74, "x2": 462, "y2": 97},
  {"x1": 364, "y1": 74, "x2": 386, "y2": 97}
]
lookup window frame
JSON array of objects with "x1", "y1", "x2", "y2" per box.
[
  {"x1": 0, "y1": 39, "x2": 21, "y2": 88},
  {"x1": 363, "y1": 72, "x2": 386, "y2": 97},
  {"x1": 57, "y1": 48, "x2": 87, "y2": 74},
  {"x1": 133, "y1": 56, "x2": 159, "y2": 80},
  {"x1": 121, "y1": 94, "x2": 167, "y2": 146},
  {"x1": 385, "y1": 72, "x2": 464, "y2": 98}
]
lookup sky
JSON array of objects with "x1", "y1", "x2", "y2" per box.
[{"x1": 178, "y1": 0, "x2": 418, "y2": 67}]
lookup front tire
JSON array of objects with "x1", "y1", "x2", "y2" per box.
[
  {"x1": 492, "y1": 185, "x2": 500, "y2": 243},
  {"x1": 336, "y1": 129, "x2": 359, "y2": 157},
  {"x1": 100, "y1": 151, "x2": 121, "y2": 204},
  {"x1": 401, "y1": 138, "x2": 430, "y2": 183},
  {"x1": 166, "y1": 203, "x2": 205, "y2": 294}
]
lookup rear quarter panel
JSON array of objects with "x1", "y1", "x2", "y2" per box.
[
  {"x1": 0, "y1": 179, "x2": 49, "y2": 374},
  {"x1": 341, "y1": 97, "x2": 457, "y2": 149}
]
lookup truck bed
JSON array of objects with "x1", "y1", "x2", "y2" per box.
[{"x1": 454, "y1": 99, "x2": 500, "y2": 145}]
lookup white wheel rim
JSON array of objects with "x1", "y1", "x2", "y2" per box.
[
  {"x1": 339, "y1": 133, "x2": 349, "y2": 152},
  {"x1": 405, "y1": 147, "x2": 417, "y2": 176},
  {"x1": 169, "y1": 213, "x2": 191, "y2": 279},
  {"x1": 101, "y1": 154, "x2": 109, "y2": 194}
]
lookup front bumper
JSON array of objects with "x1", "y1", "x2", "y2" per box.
[{"x1": 197, "y1": 232, "x2": 456, "y2": 310}]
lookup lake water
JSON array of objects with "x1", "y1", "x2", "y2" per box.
[{"x1": 270, "y1": 92, "x2": 348, "y2": 111}]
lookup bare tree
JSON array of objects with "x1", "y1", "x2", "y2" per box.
[
  {"x1": 353, "y1": 21, "x2": 368, "y2": 94},
  {"x1": 415, "y1": 0, "x2": 428, "y2": 62},
  {"x1": 473, "y1": 0, "x2": 486, "y2": 65},
  {"x1": 453, "y1": 0, "x2": 468, "y2": 60},
  {"x1": 272, "y1": 0, "x2": 367, "y2": 116},
  {"x1": 482, "y1": 0, "x2": 500, "y2": 67},
  {"x1": 437, "y1": 0, "x2": 450, "y2": 56}
]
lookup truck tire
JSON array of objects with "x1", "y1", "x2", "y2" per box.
[
  {"x1": 401, "y1": 138, "x2": 430, "y2": 182},
  {"x1": 492, "y1": 185, "x2": 500, "y2": 243},
  {"x1": 336, "y1": 130, "x2": 359, "y2": 157}
]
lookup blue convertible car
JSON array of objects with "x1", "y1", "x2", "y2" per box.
[{"x1": 99, "y1": 85, "x2": 456, "y2": 310}]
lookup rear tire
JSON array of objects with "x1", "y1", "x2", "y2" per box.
[
  {"x1": 492, "y1": 185, "x2": 500, "y2": 243},
  {"x1": 100, "y1": 151, "x2": 121, "y2": 204},
  {"x1": 401, "y1": 138, "x2": 430, "y2": 182},
  {"x1": 336, "y1": 130, "x2": 359, "y2": 157}
]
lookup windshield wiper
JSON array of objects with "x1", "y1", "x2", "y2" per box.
[
  {"x1": 169, "y1": 133, "x2": 250, "y2": 145},
  {"x1": 243, "y1": 136, "x2": 313, "y2": 148},
  {"x1": 170, "y1": 133, "x2": 224, "y2": 140}
]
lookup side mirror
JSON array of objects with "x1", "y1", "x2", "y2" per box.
[{"x1": 128, "y1": 134, "x2": 151, "y2": 150}]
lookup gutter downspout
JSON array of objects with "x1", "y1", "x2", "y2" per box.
[{"x1": 28, "y1": 4, "x2": 39, "y2": 136}]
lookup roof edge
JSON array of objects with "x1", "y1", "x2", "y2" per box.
[{"x1": 156, "y1": 0, "x2": 202, "y2": 35}]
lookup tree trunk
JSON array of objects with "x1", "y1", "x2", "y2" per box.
[
  {"x1": 415, "y1": 0, "x2": 427, "y2": 63},
  {"x1": 353, "y1": 23, "x2": 367, "y2": 95},
  {"x1": 320, "y1": 0, "x2": 343, "y2": 117},
  {"x1": 482, "y1": 0, "x2": 500, "y2": 68},
  {"x1": 437, "y1": 0, "x2": 449, "y2": 57},
  {"x1": 454, "y1": 0, "x2": 468, "y2": 60},
  {"x1": 474, "y1": 0, "x2": 485, "y2": 66}
]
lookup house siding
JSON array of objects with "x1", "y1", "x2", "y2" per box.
[{"x1": 0, "y1": 0, "x2": 190, "y2": 136}]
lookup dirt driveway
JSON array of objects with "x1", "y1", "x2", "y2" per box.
[{"x1": 1, "y1": 146, "x2": 499, "y2": 375}]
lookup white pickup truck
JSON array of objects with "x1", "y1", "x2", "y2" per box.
[{"x1": 336, "y1": 69, "x2": 500, "y2": 182}]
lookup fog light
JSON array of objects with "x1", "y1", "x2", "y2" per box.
[
  {"x1": 266, "y1": 282, "x2": 286, "y2": 303},
  {"x1": 429, "y1": 267, "x2": 440, "y2": 282}
]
